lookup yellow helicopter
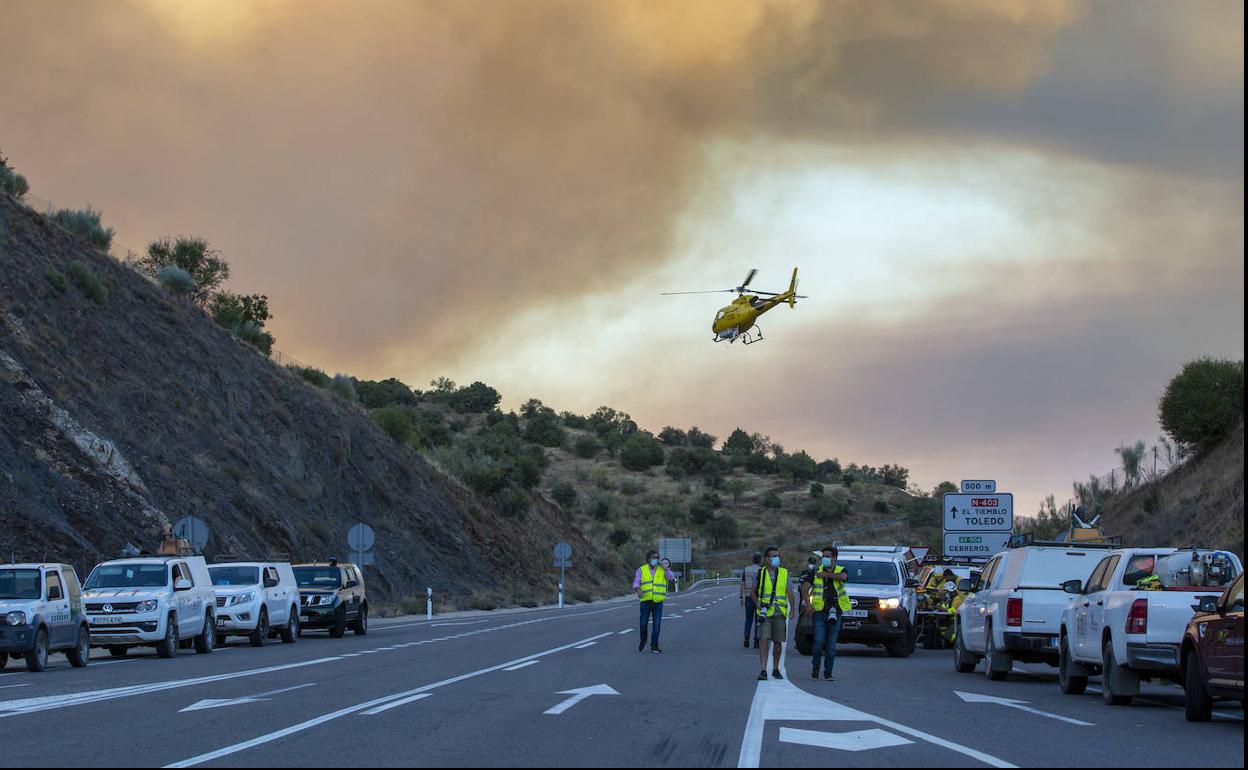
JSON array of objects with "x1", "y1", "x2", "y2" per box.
[{"x1": 662, "y1": 268, "x2": 805, "y2": 344}]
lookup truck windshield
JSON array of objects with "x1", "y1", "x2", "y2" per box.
[
  {"x1": 209, "y1": 566, "x2": 260, "y2": 586},
  {"x1": 85, "y1": 564, "x2": 169, "y2": 590},
  {"x1": 294, "y1": 567, "x2": 341, "y2": 589},
  {"x1": 841, "y1": 561, "x2": 899, "y2": 586},
  {"x1": 0, "y1": 569, "x2": 41, "y2": 600},
  {"x1": 1019, "y1": 551, "x2": 1095, "y2": 588}
]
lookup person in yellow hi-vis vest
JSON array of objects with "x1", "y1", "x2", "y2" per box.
[
  {"x1": 801, "y1": 545, "x2": 851, "y2": 681},
  {"x1": 632, "y1": 550, "x2": 668, "y2": 653},
  {"x1": 755, "y1": 546, "x2": 796, "y2": 680}
]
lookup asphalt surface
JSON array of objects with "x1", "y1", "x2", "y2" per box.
[{"x1": 0, "y1": 585, "x2": 1241, "y2": 767}]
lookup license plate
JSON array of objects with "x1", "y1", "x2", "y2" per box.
[
  {"x1": 843, "y1": 609, "x2": 868, "y2": 619},
  {"x1": 91, "y1": 616, "x2": 129, "y2": 625},
  {"x1": 299, "y1": 615, "x2": 310, "y2": 623}
]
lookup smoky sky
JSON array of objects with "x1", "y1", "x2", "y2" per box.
[{"x1": 1, "y1": 0, "x2": 1243, "y2": 508}]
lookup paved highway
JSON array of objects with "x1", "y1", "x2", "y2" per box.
[{"x1": 0, "y1": 585, "x2": 1241, "y2": 767}]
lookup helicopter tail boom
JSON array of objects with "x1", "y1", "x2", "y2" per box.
[{"x1": 786, "y1": 267, "x2": 798, "y2": 308}]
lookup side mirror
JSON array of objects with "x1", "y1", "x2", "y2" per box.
[
  {"x1": 1062, "y1": 579, "x2": 1083, "y2": 595},
  {"x1": 1195, "y1": 596, "x2": 1220, "y2": 614},
  {"x1": 904, "y1": 578, "x2": 920, "y2": 588},
  {"x1": 957, "y1": 579, "x2": 974, "y2": 593},
  {"x1": 263, "y1": 577, "x2": 279, "y2": 588},
  {"x1": 174, "y1": 578, "x2": 193, "y2": 592}
]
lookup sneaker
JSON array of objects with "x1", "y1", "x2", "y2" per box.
[
  {"x1": 638, "y1": 639, "x2": 646, "y2": 652},
  {"x1": 810, "y1": 668, "x2": 819, "y2": 680},
  {"x1": 757, "y1": 671, "x2": 768, "y2": 681},
  {"x1": 772, "y1": 669, "x2": 784, "y2": 680},
  {"x1": 650, "y1": 646, "x2": 662, "y2": 653},
  {"x1": 824, "y1": 671, "x2": 834, "y2": 681},
  {"x1": 752, "y1": 639, "x2": 760, "y2": 649},
  {"x1": 743, "y1": 638, "x2": 749, "y2": 649}
]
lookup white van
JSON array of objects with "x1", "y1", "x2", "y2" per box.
[
  {"x1": 82, "y1": 556, "x2": 217, "y2": 658},
  {"x1": 954, "y1": 544, "x2": 1107, "y2": 679},
  {"x1": 209, "y1": 562, "x2": 301, "y2": 646}
]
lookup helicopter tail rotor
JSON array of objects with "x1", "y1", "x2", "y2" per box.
[{"x1": 787, "y1": 268, "x2": 798, "y2": 308}]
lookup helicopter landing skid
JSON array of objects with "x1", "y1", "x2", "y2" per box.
[{"x1": 740, "y1": 327, "x2": 763, "y2": 345}]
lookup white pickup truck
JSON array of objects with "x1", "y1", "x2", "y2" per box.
[{"x1": 1057, "y1": 547, "x2": 1242, "y2": 705}]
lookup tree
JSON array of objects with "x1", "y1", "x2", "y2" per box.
[
  {"x1": 588, "y1": 406, "x2": 637, "y2": 437},
  {"x1": 142, "y1": 237, "x2": 229, "y2": 306},
  {"x1": 706, "y1": 515, "x2": 740, "y2": 549},
  {"x1": 574, "y1": 434, "x2": 600, "y2": 459},
  {"x1": 551, "y1": 482, "x2": 578, "y2": 508},
  {"x1": 809, "y1": 482, "x2": 824, "y2": 498},
  {"x1": 1159, "y1": 358, "x2": 1244, "y2": 454},
  {"x1": 449, "y1": 381, "x2": 501, "y2": 413},
  {"x1": 620, "y1": 432, "x2": 665, "y2": 471},
  {"x1": 658, "y1": 426, "x2": 688, "y2": 446},
  {"x1": 762, "y1": 491, "x2": 783, "y2": 509},
  {"x1": 523, "y1": 409, "x2": 566, "y2": 448},
  {"x1": 933, "y1": 481, "x2": 958, "y2": 497},
  {"x1": 1117, "y1": 440, "x2": 1147, "y2": 487},
  {"x1": 816, "y1": 458, "x2": 842, "y2": 483},
  {"x1": 777, "y1": 450, "x2": 817, "y2": 482},
  {"x1": 745, "y1": 452, "x2": 775, "y2": 474},
  {"x1": 726, "y1": 478, "x2": 750, "y2": 503},
  {"x1": 722, "y1": 428, "x2": 755, "y2": 455},
  {"x1": 356, "y1": 378, "x2": 419, "y2": 409},
  {"x1": 687, "y1": 426, "x2": 717, "y2": 449}
]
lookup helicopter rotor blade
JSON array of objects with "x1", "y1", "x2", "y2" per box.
[
  {"x1": 660, "y1": 289, "x2": 736, "y2": 296},
  {"x1": 738, "y1": 268, "x2": 758, "y2": 291}
]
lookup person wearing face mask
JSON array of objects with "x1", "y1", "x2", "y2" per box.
[
  {"x1": 632, "y1": 550, "x2": 668, "y2": 653},
  {"x1": 755, "y1": 546, "x2": 794, "y2": 680},
  {"x1": 801, "y1": 546, "x2": 850, "y2": 681}
]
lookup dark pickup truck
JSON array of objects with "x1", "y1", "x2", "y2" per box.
[{"x1": 1181, "y1": 573, "x2": 1244, "y2": 721}]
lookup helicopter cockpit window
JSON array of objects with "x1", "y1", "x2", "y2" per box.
[{"x1": 715, "y1": 310, "x2": 726, "y2": 321}]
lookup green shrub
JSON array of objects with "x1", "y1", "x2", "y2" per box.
[
  {"x1": 66, "y1": 260, "x2": 107, "y2": 303},
  {"x1": 1159, "y1": 358, "x2": 1244, "y2": 453},
  {"x1": 142, "y1": 237, "x2": 228, "y2": 306},
  {"x1": 290, "y1": 365, "x2": 330, "y2": 388},
  {"x1": 608, "y1": 528, "x2": 630, "y2": 548},
  {"x1": 235, "y1": 321, "x2": 275, "y2": 355},
  {"x1": 357, "y1": 378, "x2": 420, "y2": 409},
  {"x1": 50, "y1": 208, "x2": 114, "y2": 251},
  {"x1": 328, "y1": 373, "x2": 358, "y2": 403},
  {"x1": 0, "y1": 161, "x2": 29, "y2": 198},
  {"x1": 706, "y1": 515, "x2": 740, "y2": 549},
  {"x1": 370, "y1": 405, "x2": 414, "y2": 443},
  {"x1": 574, "y1": 434, "x2": 600, "y2": 459},
  {"x1": 658, "y1": 426, "x2": 687, "y2": 446},
  {"x1": 44, "y1": 269, "x2": 67, "y2": 292},
  {"x1": 523, "y1": 410, "x2": 566, "y2": 448},
  {"x1": 620, "y1": 478, "x2": 646, "y2": 497},
  {"x1": 873, "y1": 498, "x2": 889, "y2": 514},
  {"x1": 588, "y1": 494, "x2": 613, "y2": 521},
  {"x1": 809, "y1": 482, "x2": 824, "y2": 498},
  {"x1": 762, "y1": 491, "x2": 783, "y2": 509},
  {"x1": 559, "y1": 411, "x2": 589, "y2": 430},
  {"x1": 620, "y1": 432, "x2": 665, "y2": 471},
  {"x1": 551, "y1": 481, "x2": 578, "y2": 508},
  {"x1": 492, "y1": 487, "x2": 530, "y2": 519},
  {"x1": 806, "y1": 495, "x2": 850, "y2": 524},
  {"x1": 156, "y1": 266, "x2": 195, "y2": 296}
]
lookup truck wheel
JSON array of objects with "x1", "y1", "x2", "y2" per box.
[
  {"x1": 0, "y1": 652, "x2": 8, "y2": 670},
  {"x1": 1058, "y1": 635, "x2": 1086, "y2": 695},
  {"x1": 24, "y1": 628, "x2": 49, "y2": 672},
  {"x1": 351, "y1": 605, "x2": 368, "y2": 636},
  {"x1": 157, "y1": 615, "x2": 179, "y2": 659},
  {"x1": 984, "y1": 628, "x2": 1011, "y2": 681},
  {"x1": 280, "y1": 609, "x2": 300, "y2": 644},
  {"x1": 249, "y1": 609, "x2": 270, "y2": 647},
  {"x1": 67, "y1": 626, "x2": 91, "y2": 668},
  {"x1": 954, "y1": 622, "x2": 978, "y2": 673},
  {"x1": 108, "y1": 646, "x2": 128, "y2": 659},
  {"x1": 1183, "y1": 650, "x2": 1212, "y2": 722},
  {"x1": 1101, "y1": 639, "x2": 1135, "y2": 706},
  {"x1": 194, "y1": 613, "x2": 216, "y2": 654}
]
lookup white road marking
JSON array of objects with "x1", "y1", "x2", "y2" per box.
[
  {"x1": 955, "y1": 690, "x2": 1093, "y2": 726},
  {"x1": 574, "y1": 642, "x2": 598, "y2": 649},
  {"x1": 360, "y1": 692, "x2": 432, "y2": 716},
  {"x1": 1012, "y1": 666, "x2": 1244, "y2": 723},
  {"x1": 0, "y1": 657, "x2": 342, "y2": 718},
  {"x1": 165, "y1": 631, "x2": 614, "y2": 768},
  {"x1": 617, "y1": 629, "x2": 632, "y2": 635},
  {"x1": 502, "y1": 660, "x2": 539, "y2": 671},
  {"x1": 0, "y1": 684, "x2": 31, "y2": 690},
  {"x1": 431, "y1": 620, "x2": 489, "y2": 627},
  {"x1": 180, "y1": 683, "x2": 318, "y2": 713},
  {"x1": 737, "y1": 642, "x2": 1015, "y2": 769},
  {"x1": 543, "y1": 684, "x2": 619, "y2": 715},
  {"x1": 779, "y1": 727, "x2": 912, "y2": 752}
]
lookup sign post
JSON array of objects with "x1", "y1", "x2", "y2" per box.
[
  {"x1": 553, "y1": 542, "x2": 573, "y2": 609},
  {"x1": 943, "y1": 483, "x2": 1012, "y2": 559}
]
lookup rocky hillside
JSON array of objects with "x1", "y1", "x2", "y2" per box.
[
  {"x1": 0, "y1": 191, "x2": 615, "y2": 607},
  {"x1": 1102, "y1": 421, "x2": 1244, "y2": 559}
]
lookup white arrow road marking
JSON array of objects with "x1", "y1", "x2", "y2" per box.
[
  {"x1": 543, "y1": 684, "x2": 619, "y2": 715},
  {"x1": 0, "y1": 657, "x2": 341, "y2": 718},
  {"x1": 738, "y1": 644, "x2": 1015, "y2": 769},
  {"x1": 361, "y1": 692, "x2": 432, "y2": 716},
  {"x1": 165, "y1": 631, "x2": 613, "y2": 768},
  {"x1": 180, "y1": 683, "x2": 318, "y2": 713},
  {"x1": 955, "y1": 691, "x2": 1093, "y2": 726},
  {"x1": 780, "y1": 727, "x2": 913, "y2": 752}
]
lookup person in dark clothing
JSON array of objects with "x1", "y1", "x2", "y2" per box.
[{"x1": 740, "y1": 552, "x2": 762, "y2": 648}]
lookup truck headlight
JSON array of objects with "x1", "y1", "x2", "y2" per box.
[
  {"x1": 229, "y1": 592, "x2": 257, "y2": 606},
  {"x1": 4, "y1": 611, "x2": 26, "y2": 626},
  {"x1": 880, "y1": 597, "x2": 902, "y2": 610},
  {"x1": 135, "y1": 600, "x2": 160, "y2": 614}
]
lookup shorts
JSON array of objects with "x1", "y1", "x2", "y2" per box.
[{"x1": 756, "y1": 613, "x2": 787, "y2": 642}]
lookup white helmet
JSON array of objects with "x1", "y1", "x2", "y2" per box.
[{"x1": 943, "y1": 581, "x2": 958, "y2": 593}]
